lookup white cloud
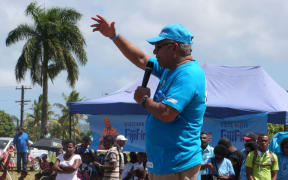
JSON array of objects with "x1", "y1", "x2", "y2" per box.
[{"x1": 0, "y1": 69, "x2": 16, "y2": 86}]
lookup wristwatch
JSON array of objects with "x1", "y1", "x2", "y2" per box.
[{"x1": 141, "y1": 95, "x2": 149, "y2": 107}]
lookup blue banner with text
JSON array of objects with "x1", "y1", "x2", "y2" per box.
[{"x1": 202, "y1": 113, "x2": 267, "y2": 150}]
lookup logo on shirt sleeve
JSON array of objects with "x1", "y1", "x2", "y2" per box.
[{"x1": 167, "y1": 97, "x2": 178, "y2": 104}]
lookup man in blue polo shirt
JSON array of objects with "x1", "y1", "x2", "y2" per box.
[
  {"x1": 91, "y1": 15, "x2": 206, "y2": 180},
  {"x1": 13, "y1": 127, "x2": 30, "y2": 172}
]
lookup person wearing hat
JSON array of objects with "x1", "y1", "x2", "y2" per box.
[
  {"x1": 116, "y1": 135, "x2": 128, "y2": 150},
  {"x1": 241, "y1": 133, "x2": 258, "y2": 156},
  {"x1": 91, "y1": 15, "x2": 206, "y2": 180},
  {"x1": 116, "y1": 135, "x2": 128, "y2": 175},
  {"x1": 13, "y1": 127, "x2": 30, "y2": 173},
  {"x1": 243, "y1": 133, "x2": 258, "y2": 143}
]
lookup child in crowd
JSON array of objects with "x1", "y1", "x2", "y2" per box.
[
  {"x1": 56, "y1": 149, "x2": 63, "y2": 157},
  {"x1": 35, "y1": 154, "x2": 52, "y2": 180},
  {"x1": 207, "y1": 145, "x2": 235, "y2": 180},
  {"x1": 78, "y1": 152, "x2": 95, "y2": 180}
]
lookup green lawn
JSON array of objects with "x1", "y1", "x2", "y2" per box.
[{"x1": 5, "y1": 170, "x2": 37, "y2": 180}]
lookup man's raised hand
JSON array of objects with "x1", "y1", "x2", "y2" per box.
[{"x1": 91, "y1": 15, "x2": 116, "y2": 38}]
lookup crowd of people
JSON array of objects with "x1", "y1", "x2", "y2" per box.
[
  {"x1": 50, "y1": 135, "x2": 148, "y2": 180},
  {"x1": 3, "y1": 131, "x2": 288, "y2": 180},
  {"x1": 199, "y1": 132, "x2": 288, "y2": 180}
]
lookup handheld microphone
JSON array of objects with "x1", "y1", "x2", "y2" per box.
[{"x1": 141, "y1": 61, "x2": 154, "y2": 88}]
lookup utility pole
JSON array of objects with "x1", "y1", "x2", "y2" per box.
[{"x1": 16, "y1": 85, "x2": 31, "y2": 127}]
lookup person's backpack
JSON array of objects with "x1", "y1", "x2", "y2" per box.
[{"x1": 252, "y1": 150, "x2": 275, "y2": 169}]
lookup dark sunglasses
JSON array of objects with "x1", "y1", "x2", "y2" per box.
[{"x1": 154, "y1": 42, "x2": 174, "y2": 51}]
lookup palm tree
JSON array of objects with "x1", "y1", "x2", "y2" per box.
[
  {"x1": 6, "y1": 2, "x2": 87, "y2": 137},
  {"x1": 25, "y1": 95, "x2": 58, "y2": 140},
  {"x1": 54, "y1": 90, "x2": 85, "y2": 140}
]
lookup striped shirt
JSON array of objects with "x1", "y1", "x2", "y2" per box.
[{"x1": 103, "y1": 147, "x2": 120, "y2": 180}]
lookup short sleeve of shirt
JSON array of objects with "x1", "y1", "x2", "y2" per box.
[
  {"x1": 57, "y1": 154, "x2": 64, "y2": 161},
  {"x1": 272, "y1": 153, "x2": 279, "y2": 171},
  {"x1": 149, "y1": 58, "x2": 164, "y2": 78},
  {"x1": 227, "y1": 159, "x2": 235, "y2": 175},
  {"x1": 245, "y1": 152, "x2": 254, "y2": 168},
  {"x1": 73, "y1": 154, "x2": 82, "y2": 164},
  {"x1": 162, "y1": 72, "x2": 195, "y2": 112},
  {"x1": 108, "y1": 152, "x2": 117, "y2": 163}
]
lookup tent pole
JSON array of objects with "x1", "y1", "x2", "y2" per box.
[{"x1": 69, "y1": 114, "x2": 72, "y2": 139}]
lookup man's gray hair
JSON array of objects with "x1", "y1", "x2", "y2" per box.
[
  {"x1": 178, "y1": 43, "x2": 192, "y2": 56},
  {"x1": 164, "y1": 39, "x2": 192, "y2": 56}
]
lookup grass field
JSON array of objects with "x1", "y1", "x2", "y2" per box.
[{"x1": 5, "y1": 170, "x2": 37, "y2": 180}]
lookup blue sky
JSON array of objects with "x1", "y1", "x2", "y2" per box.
[{"x1": 0, "y1": 0, "x2": 287, "y2": 118}]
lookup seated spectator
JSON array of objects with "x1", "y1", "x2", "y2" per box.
[
  {"x1": 218, "y1": 138, "x2": 244, "y2": 179},
  {"x1": 207, "y1": 145, "x2": 235, "y2": 180},
  {"x1": 246, "y1": 134, "x2": 279, "y2": 180},
  {"x1": 240, "y1": 142, "x2": 258, "y2": 180},
  {"x1": 276, "y1": 137, "x2": 288, "y2": 180},
  {"x1": 122, "y1": 152, "x2": 148, "y2": 180},
  {"x1": 35, "y1": 154, "x2": 52, "y2": 180},
  {"x1": 122, "y1": 152, "x2": 138, "y2": 180}
]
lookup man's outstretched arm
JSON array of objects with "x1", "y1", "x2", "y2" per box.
[{"x1": 91, "y1": 15, "x2": 149, "y2": 70}]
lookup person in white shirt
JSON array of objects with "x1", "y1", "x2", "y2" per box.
[
  {"x1": 53, "y1": 140, "x2": 81, "y2": 180},
  {"x1": 116, "y1": 135, "x2": 128, "y2": 175}
]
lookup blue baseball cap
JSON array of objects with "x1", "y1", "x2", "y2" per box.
[{"x1": 147, "y1": 24, "x2": 194, "y2": 45}]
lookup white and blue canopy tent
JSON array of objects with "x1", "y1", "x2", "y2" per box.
[{"x1": 69, "y1": 64, "x2": 288, "y2": 150}]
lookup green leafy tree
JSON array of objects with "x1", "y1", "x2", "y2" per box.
[
  {"x1": 6, "y1": 2, "x2": 87, "y2": 137},
  {"x1": 25, "y1": 95, "x2": 57, "y2": 141},
  {"x1": 268, "y1": 123, "x2": 284, "y2": 139},
  {"x1": 0, "y1": 111, "x2": 16, "y2": 137},
  {"x1": 54, "y1": 90, "x2": 85, "y2": 141}
]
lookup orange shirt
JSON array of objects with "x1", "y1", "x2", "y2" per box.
[{"x1": 98, "y1": 127, "x2": 119, "y2": 150}]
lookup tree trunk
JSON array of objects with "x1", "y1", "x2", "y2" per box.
[{"x1": 41, "y1": 59, "x2": 49, "y2": 138}]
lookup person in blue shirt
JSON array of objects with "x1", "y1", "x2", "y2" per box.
[
  {"x1": 91, "y1": 15, "x2": 206, "y2": 180},
  {"x1": 207, "y1": 145, "x2": 235, "y2": 180},
  {"x1": 276, "y1": 137, "x2": 288, "y2": 180},
  {"x1": 13, "y1": 127, "x2": 30, "y2": 172},
  {"x1": 200, "y1": 132, "x2": 214, "y2": 178}
]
